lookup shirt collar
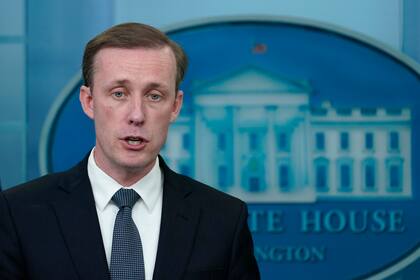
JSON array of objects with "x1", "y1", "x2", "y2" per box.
[{"x1": 88, "y1": 148, "x2": 162, "y2": 212}]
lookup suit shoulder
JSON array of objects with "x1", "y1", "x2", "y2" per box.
[
  {"x1": 175, "y1": 173, "x2": 246, "y2": 211},
  {"x1": 160, "y1": 156, "x2": 246, "y2": 210},
  {"x1": 2, "y1": 172, "x2": 65, "y2": 200},
  {"x1": 1, "y1": 159, "x2": 86, "y2": 203}
]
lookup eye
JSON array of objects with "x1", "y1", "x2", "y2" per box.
[
  {"x1": 112, "y1": 91, "x2": 125, "y2": 99},
  {"x1": 147, "y1": 93, "x2": 162, "y2": 102}
]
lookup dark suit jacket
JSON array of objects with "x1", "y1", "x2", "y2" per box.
[{"x1": 0, "y1": 156, "x2": 260, "y2": 280}]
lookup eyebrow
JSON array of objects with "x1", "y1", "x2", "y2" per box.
[
  {"x1": 106, "y1": 80, "x2": 170, "y2": 92},
  {"x1": 108, "y1": 79, "x2": 130, "y2": 88},
  {"x1": 146, "y1": 82, "x2": 170, "y2": 92}
]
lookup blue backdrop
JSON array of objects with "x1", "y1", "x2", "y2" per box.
[{"x1": 45, "y1": 21, "x2": 420, "y2": 279}]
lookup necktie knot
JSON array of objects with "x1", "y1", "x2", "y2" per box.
[{"x1": 112, "y1": 188, "x2": 140, "y2": 209}]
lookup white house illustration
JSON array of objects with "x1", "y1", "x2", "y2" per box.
[{"x1": 162, "y1": 66, "x2": 412, "y2": 202}]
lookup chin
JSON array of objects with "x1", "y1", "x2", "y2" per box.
[{"x1": 118, "y1": 157, "x2": 154, "y2": 171}]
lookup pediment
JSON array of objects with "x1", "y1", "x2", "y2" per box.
[{"x1": 192, "y1": 66, "x2": 311, "y2": 95}]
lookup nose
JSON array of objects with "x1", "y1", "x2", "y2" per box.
[{"x1": 127, "y1": 96, "x2": 145, "y2": 126}]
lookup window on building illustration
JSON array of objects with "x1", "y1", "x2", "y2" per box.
[
  {"x1": 277, "y1": 132, "x2": 288, "y2": 151},
  {"x1": 339, "y1": 164, "x2": 352, "y2": 191},
  {"x1": 249, "y1": 177, "x2": 260, "y2": 192},
  {"x1": 217, "y1": 133, "x2": 226, "y2": 151},
  {"x1": 311, "y1": 107, "x2": 328, "y2": 116},
  {"x1": 315, "y1": 164, "x2": 328, "y2": 191},
  {"x1": 315, "y1": 132, "x2": 325, "y2": 151},
  {"x1": 249, "y1": 132, "x2": 259, "y2": 151},
  {"x1": 340, "y1": 132, "x2": 349, "y2": 150},
  {"x1": 386, "y1": 108, "x2": 402, "y2": 116},
  {"x1": 336, "y1": 108, "x2": 352, "y2": 116},
  {"x1": 361, "y1": 108, "x2": 377, "y2": 116},
  {"x1": 365, "y1": 133, "x2": 374, "y2": 150},
  {"x1": 389, "y1": 164, "x2": 402, "y2": 191},
  {"x1": 182, "y1": 133, "x2": 190, "y2": 150},
  {"x1": 180, "y1": 165, "x2": 190, "y2": 176},
  {"x1": 389, "y1": 132, "x2": 399, "y2": 151},
  {"x1": 278, "y1": 164, "x2": 289, "y2": 189},
  {"x1": 364, "y1": 162, "x2": 376, "y2": 190},
  {"x1": 218, "y1": 165, "x2": 227, "y2": 188}
]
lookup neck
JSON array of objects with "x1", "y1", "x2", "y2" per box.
[
  {"x1": 111, "y1": 168, "x2": 152, "y2": 187},
  {"x1": 93, "y1": 150, "x2": 156, "y2": 187}
]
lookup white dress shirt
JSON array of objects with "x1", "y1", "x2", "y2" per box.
[{"x1": 87, "y1": 149, "x2": 163, "y2": 280}]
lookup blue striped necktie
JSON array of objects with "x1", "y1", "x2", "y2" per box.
[{"x1": 110, "y1": 188, "x2": 145, "y2": 280}]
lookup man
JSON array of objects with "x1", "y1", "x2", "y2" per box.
[{"x1": 0, "y1": 23, "x2": 260, "y2": 279}]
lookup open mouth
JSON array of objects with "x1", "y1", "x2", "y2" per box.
[{"x1": 125, "y1": 136, "x2": 145, "y2": 145}]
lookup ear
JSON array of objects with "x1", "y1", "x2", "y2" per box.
[
  {"x1": 170, "y1": 90, "x2": 184, "y2": 122},
  {"x1": 79, "y1": 85, "x2": 94, "y2": 120}
]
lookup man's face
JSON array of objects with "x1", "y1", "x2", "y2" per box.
[{"x1": 79, "y1": 47, "x2": 183, "y2": 181}]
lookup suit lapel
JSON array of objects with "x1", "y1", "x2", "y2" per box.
[
  {"x1": 52, "y1": 160, "x2": 110, "y2": 280},
  {"x1": 51, "y1": 156, "x2": 200, "y2": 280},
  {"x1": 153, "y1": 159, "x2": 201, "y2": 280}
]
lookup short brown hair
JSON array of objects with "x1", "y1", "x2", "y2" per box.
[{"x1": 82, "y1": 22, "x2": 188, "y2": 90}]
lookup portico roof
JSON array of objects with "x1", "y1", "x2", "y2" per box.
[{"x1": 191, "y1": 65, "x2": 311, "y2": 95}]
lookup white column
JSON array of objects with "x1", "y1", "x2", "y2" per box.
[
  {"x1": 233, "y1": 107, "x2": 241, "y2": 189},
  {"x1": 194, "y1": 107, "x2": 204, "y2": 181},
  {"x1": 266, "y1": 106, "x2": 277, "y2": 192},
  {"x1": 293, "y1": 123, "x2": 302, "y2": 191}
]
